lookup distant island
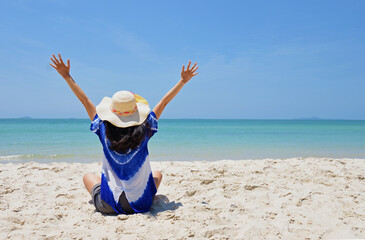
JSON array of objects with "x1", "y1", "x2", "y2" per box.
[
  {"x1": 294, "y1": 116, "x2": 324, "y2": 120},
  {"x1": 18, "y1": 116, "x2": 32, "y2": 119}
]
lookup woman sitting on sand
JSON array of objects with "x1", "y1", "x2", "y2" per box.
[{"x1": 50, "y1": 54, "x2": 198, "y2": 214}]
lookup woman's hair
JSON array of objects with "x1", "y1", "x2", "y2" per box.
[{"x1": 104, "y1": 120, "x2": 148, "y2": 154}]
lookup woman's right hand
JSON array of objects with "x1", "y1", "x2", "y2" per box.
[
  {"x1": 181, "y1": 61, "x2": 199, "y2": 83},
  {"x1": 50, "y1": 54, "x2": 71, "y2": 79}
]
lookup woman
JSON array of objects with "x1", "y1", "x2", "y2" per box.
[{"x1": 50, "y1": 54, "x2": 198, "y2": 214}]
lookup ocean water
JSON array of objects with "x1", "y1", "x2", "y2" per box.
[{"x1": 1, "y1": 118, "x2": 365, "y2": 163}]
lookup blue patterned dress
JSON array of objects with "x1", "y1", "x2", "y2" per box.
[{"x1": 90, "y1": 111, "x2": 158, "y2": 214}]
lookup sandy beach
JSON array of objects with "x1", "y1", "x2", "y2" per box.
[{"x1": 1, "y1": 157, "x2": 364, "y2": 239}]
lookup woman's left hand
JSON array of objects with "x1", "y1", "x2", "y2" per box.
[{"x1": 50, "y1": 54, "x2": 71, "y2": 79}]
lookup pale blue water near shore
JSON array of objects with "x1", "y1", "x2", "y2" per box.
[{"x1": 1, "y1": 119, "x2": 365, "y2": 163}]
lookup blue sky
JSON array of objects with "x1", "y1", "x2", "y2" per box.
[{"x1": 0, "y1": 1, "x2": 364, "y2": 119}]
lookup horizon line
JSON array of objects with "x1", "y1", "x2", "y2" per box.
[{"x1": 1, "y1": 117, "x2": 365, "y2": 121}]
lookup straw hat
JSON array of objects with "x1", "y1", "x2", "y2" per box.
[{"x1": 96, "y1": 91, "x2": 150, "y2": 128}]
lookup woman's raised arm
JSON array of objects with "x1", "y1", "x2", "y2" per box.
[
  {"x1": 50, "y1": 54, "x2": 96, "y2": 121},
  {"x1": 153, "y1": 61, "x2": 198, "y2": 120}
]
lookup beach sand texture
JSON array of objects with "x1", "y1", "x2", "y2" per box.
[{"x1": 1, "y1": 158, "x2": 364, "y2": 239}]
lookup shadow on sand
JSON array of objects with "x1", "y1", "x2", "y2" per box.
[{"x1": 149, "y1": 194, "x2": 183, "y2": 215}]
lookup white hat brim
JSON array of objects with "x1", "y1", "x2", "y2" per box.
[{"x1": 96, "y1": 97, "x2": 150, "y2": 128}]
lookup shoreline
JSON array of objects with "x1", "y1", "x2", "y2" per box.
[
  {"x1": 1, "y1": 157, "x2": 365, "y2": 239},
  {"x1": 2, "y1": 155, "x2": 365, "y2": 164}
]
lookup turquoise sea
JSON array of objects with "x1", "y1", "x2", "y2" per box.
[{"x1": 1, "y1": 119, "x2": 365, "y2": 163}]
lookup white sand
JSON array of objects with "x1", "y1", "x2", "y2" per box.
[{"x1": 1, "y1": 157, "x2": 365, "y2": 239}]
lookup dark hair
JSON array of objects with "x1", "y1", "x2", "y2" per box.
[{"x1": 104, "y1": 121, "x2": 148, "y2": 154}]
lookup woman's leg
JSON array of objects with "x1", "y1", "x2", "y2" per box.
[
  {"x1": 153, "y1": 171, "x2": 163, "y2": 190},
  {"x1": 83, "y1": 172, "x2": 101, "y2": 194},
  {"x1": 83, "y1": 173, "x2": 116, "y2": 214}
]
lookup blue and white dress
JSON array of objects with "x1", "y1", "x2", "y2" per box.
[{"x1": 90, "y1": 111, "x2": 158, "y2": 214}]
